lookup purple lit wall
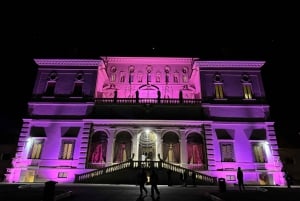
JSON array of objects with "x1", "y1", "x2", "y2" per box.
[{"x1": 6, "y1": 57, "x2": 284, "y2": 186}]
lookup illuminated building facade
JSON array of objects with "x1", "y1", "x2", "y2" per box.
[{"x1": 6, "y1": 57, "x2": 284, "y2": 185}]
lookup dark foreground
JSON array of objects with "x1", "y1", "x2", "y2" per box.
[{"x1": 0, "y1": 183, "x2": 300, "y2": 201}]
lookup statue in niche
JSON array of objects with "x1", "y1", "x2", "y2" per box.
[
  {"x1": 166, "y1": 144, "x2": 175, "y2": 162},
  {"x1": 156, "y1": 72, "x2": 161, "y2": 83},
  {"x1": 91, "y1": 144, "x2": 104, "y2": 163}
]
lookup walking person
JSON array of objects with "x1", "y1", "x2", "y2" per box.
[
  {"x1": 191, "y1": 171, "x2": 196, "y2": 187},
  {"x1": 167, "y1": 169, "x2": 173, "y2": 186},
  {"x1": 150, "y1": 169, "x2": 160, "y2": 199},
  {"x1": 137, "y1": 168, "x2": 148, "y2": 197},
  {"x1": 237, "y1": 167, "x2": 245, "y2": 191},
  {"x1": 284, "y1": 171, "x2": 293, "y2": 189},
  {"x1": 183, "y1": 170, "x2": 188, "y2": 187}
]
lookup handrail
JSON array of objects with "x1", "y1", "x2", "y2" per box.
[
  {"x1": 75, "y1": 160, "x2": 217, "y2": 185},
  {"x1": 94, "y1": 98, "x2": 201, "y2": 105},
  {"x1": 75, "y1": 160, "x2": 132, "y2": 183},
  {"x1": 160, "y1": 161, "x2": 217, "y2": 185}
]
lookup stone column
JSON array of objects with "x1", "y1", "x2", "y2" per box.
[
  {"x1": 179, "y1": 129, "x2": 188, "y2": 168},
  {"x1": 154, "y1": 129, "x2": 163, "y2": 161},
  {"x1": 131, "y1": 129, "x2": 140, "y2": 161},
  {"x1": 106, "y1": 128, "x2": 116, "y2": 166}
]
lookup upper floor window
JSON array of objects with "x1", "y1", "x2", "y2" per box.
[
  {"x1": 213, "y1": 73, "x2": 224, "y2": 99},
  {"x1": 72, "y1": 82, "x2": 83, "y2": 97},
  {"x1": 220, "y1": 142, "x2": 235, "y2": 162},
  {"x1": 44, "y1": 71, "x2": 58, "y2": 96},
  {"x1": 243, "y1": 84, "x2": 253, "y2": 99},
  {"x1": 241, "y1": 74, "x2": 253, "y2": 99},
  {"x1": 215, "y1": 84, "x2": 224, "y2": 99},
  {"x1": 44, "y1": 81, "x2": 56, "y2": 96},
  {"x1": 60, "y1": 140, "x2": 75, "y2": 160},
  {"x1": 252, "y1": 143, "x2": 267, "y2": 163},
  {"x1": 28, "y1": 139, "x2": 44, "y2": 159}
]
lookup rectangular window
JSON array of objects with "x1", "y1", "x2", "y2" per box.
[
  {"x1": 72, "y1": 82, "x2": 83, "y2": 97},
  {"x1": 58, "y1": 172, "x2": 68, "y2": 178},
  {"x1": 252, "y1": 143, "x2": 267, "y2": 163},
  {"x1": 60, "y1": 140, "x2": 75, "y2": 160},
  {"x1": 29, "y1": 139, "x2": 44, "y2": 159},
  {"x1": 226, "y1": 175, "x2": 236, "y2": 181},
  {"x1": 243, "y1": 84, "x2": 253, "y2": 99},
  {"x1": 220, "y1": 142, "x2": 235, "y2": 162},
  {"x1": 44, "y1": 81, "x2": 56, "y2": 96},
  {"x1": 215, "y1": 84, "x2": 224, "y2": 99}
]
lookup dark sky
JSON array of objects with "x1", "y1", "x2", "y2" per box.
[{"x1": 1, "y1": 6, "x2": 299, "y2": 147}]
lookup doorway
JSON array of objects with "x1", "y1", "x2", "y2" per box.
[{"x1": 138, "y1": 130, "x2": 157, "y2": 161}]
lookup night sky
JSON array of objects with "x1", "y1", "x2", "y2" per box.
[{"x1": 1, "y1": 6, "x2": 299, "y2": 147}]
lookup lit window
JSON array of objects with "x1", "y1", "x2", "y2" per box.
[
  {"x1": 213, "y1": 73, "x2": 224, "y2": 99},
  {"x1": 220, "y1": 142, "x2": 235, "y2": 162},
  {"x1": 252, "y1": 143, "x2": 267, "y2": 163},
  {"x1": 226, "y1": 175, "x2": 236, "y2": 181},
  {"x1": 215, "y1": 84, "x2": 224, "y2": 99},
  {"x1": 243, "y1": 84, "x2": 253, "y2": 99},
  {"x1": 29, "y1": 139, "x2": 44, "y2": 159},
  {"x1": 60, "y1": 140, "x2": 75, "y2": 160},
  {"x1": 58, "y1": 172, "x2": 68, "y2": 178}
]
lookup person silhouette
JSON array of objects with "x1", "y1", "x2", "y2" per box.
[
  {"x1": 183, "y1": 170, "x2": 188, "y2": 187},
  {"x1": 137, "y1": 168, "x2": 148, "y2": 197},
  {"x1": 167, "y1": 169, "x2": 172, "y2": 186},
  {"x1": 192, "y1": 171, "x2": 196, "y2": 187},
  {"x1": 237, "y1": 167, "x2": 245, "y2": 191},
  {"x1": 150, "y1": 169, "x2": 160, "y2": 199},
  {"x1": 284, "y1": 171, "x2": 293, "y2": 189}
]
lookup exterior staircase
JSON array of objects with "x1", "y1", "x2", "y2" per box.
[{"x1": 75, "y1": 160, "x2": 217, "y2": 185}]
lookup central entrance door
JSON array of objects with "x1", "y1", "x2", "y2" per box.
[{"x1": 139, "y1": 130, "x2": 157, "y2": 161}]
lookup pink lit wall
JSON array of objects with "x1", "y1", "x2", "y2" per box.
[{"x1": 6, "y1": 58, "x2": 284, "y2": 186}]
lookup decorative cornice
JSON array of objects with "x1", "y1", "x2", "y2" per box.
[
  {"x1": 100, "y1": 56, "x2": 198, "y2": 65},
  {"x1": 194, "y1": 61, "x2": 265, "y2": 69},
  {"x1": 34, "y1": 58, "x2": 265, "y2": 69},
  {"x1": 83, "y1": 119, "x2": 204, "y2": 127},
  {"x1": 34, "y1": 59, "x2": 104, "y2": 66}
]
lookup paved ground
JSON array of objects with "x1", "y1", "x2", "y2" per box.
[{"x1": 0, "y1": 183, "x2": 300, "y2": 201}]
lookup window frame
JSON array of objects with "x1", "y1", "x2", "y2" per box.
[
  {"x1": 28, "y1": 138, "x2": 45, "y2": 159},
  {"x1": 251, "y1": 142, "x2": 268, "y2": 163},
  {"x1": 59, "y1": 139, "x2": 76, "y2": 160},
  {"x1": 219, "y1": 141, "x2": 235, "y2": 162}
]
